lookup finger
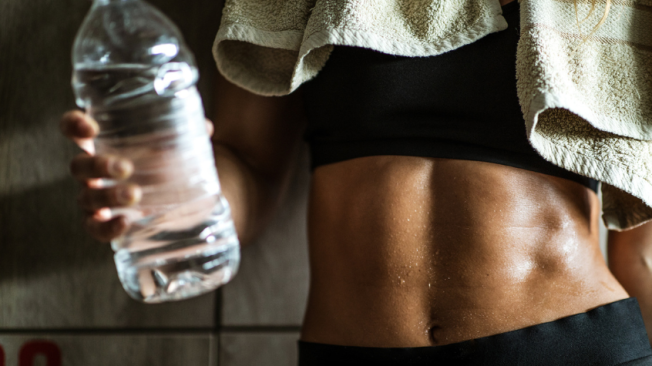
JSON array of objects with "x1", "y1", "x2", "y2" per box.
[
  {"x1": 60, "y1": 110, "x2": 99, "y2": 139},
  {"x1": 78, "y1": 184, "x2": 142, "y2": 211},
  {"x1": 87, "y1": 178, "x2": 103, "y2": 189},
  {"x1": 205, "y1": 119, "x2": 214, "y2": 137},
  {"x1": 60, "y1": 110, "x2": 99, "y2": 154},
  {"x1": 85, "y1": 215, "x2": 128, "y2": 243},
  {"x1": 71, "y1": 154, "x2": 134, "y2": 181},
  {"x1": 93, "y1": 207, "x2": 112, "y2": 221}
]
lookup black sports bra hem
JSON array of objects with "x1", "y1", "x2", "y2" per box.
[{"x1": 309, "y1": 139, "x2": 600, "y2": 193}]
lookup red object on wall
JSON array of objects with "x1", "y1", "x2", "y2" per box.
[
  {"x1": 19, "y1": 340, "x2": 61, "y2": 366},
  {"x1": 0, "y1": 344, "x2": 5, "y2": 366}
]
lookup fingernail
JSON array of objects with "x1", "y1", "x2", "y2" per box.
[
  {"x1": 117, "y1": 185, "x2": 141, "y2": 205},
  {"x1": 109, "y1": 159, "x2": 133, "y2": 179}
]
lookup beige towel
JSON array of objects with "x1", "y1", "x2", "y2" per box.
[
  {"x1": 213, "y1": 0, "x2": 505, "y2": 95},
  {"x1": 517, "y1": 0, "x2": 652, "y2": 230},
  {"x1": 213, "y1": 0, "x2": 652, "y2": 230}
]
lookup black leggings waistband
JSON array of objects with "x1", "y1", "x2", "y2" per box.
[{"x1": 298, "y1": 298, "x2": 652, "y2": 366}]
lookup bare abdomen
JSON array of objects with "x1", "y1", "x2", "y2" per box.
[{"x1": 301, "y1": 156, "x2": 628, "y2": 347}]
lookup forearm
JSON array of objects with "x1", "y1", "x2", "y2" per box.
[
  {"x1": 211, "y1": 74, "x2": 305, "y2": 246},
  {"x1": 608, "y1": 223, "x2": 652, "y2": 343},
  {"x1": 213, "y1": 143, "x2": 297, "y2": 246}
]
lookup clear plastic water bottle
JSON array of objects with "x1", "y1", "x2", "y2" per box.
[{"x1": 71, "y1": 0, "x2": 240, "y2": 303}]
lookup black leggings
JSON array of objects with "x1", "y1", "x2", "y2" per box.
[{"x1": 298, "y1": 298, "x2": 652, "y2": 366}]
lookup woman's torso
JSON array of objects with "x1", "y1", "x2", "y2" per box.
[
  {"x1": 298, "y1": 0, "x2": 628, "y2": 348},
  {"x1": 302, "y1": 157, "x2": 627, "y2": 347}
]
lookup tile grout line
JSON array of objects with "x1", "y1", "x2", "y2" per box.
[
  {"x1": 0, "y1": 328, "x2": 215, "y2": 335},
  {"x1": 0, "y1": 326, "x2": 302, "y2": 335},
  {"x1": 219, "y1": 326, "x2": 302, "y2": 333},
  {"x1": 215, "y1": 286, "x2": 222, "y2": 366}
]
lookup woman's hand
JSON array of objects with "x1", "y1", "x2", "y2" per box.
[
  {"x1": 60, "y1": 110, "x2": 141, "y2": 242},
  {"x1": 61, "y1": 110, "x2": 216, "y2": 242},
  {"x1": 61, "y1": 74, "x2": 304, "y2": 245}
]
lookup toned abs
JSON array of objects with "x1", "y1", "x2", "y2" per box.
[{"x1": 301, "y1": 157, "x2": 628, "y2": 347}]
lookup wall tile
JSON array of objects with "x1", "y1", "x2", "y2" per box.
[
  {"x1": 600, "y1": 213, "x2": 608, "y2": 260},
  {"x1": 219, "y1": 332, "x2": 299, "y2": 366},
  {"x1": 599, "y1": 187, "x2": 609, "y2": 262},
  {"x1": 0, "y1": 333, "x2": 213, "y2": 366}
]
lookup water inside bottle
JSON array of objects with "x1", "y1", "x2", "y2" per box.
[{"x1": 75, "y1": 64, "x2": 240, "y2": 303}]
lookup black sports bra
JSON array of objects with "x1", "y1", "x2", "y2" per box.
[{"x1": 301, "y1": 2, "x2": 599, "y2": 192}]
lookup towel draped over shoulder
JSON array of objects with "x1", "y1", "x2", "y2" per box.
[{"x1": 213, "y1": 0, "x2": 652, "y2": 231}]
